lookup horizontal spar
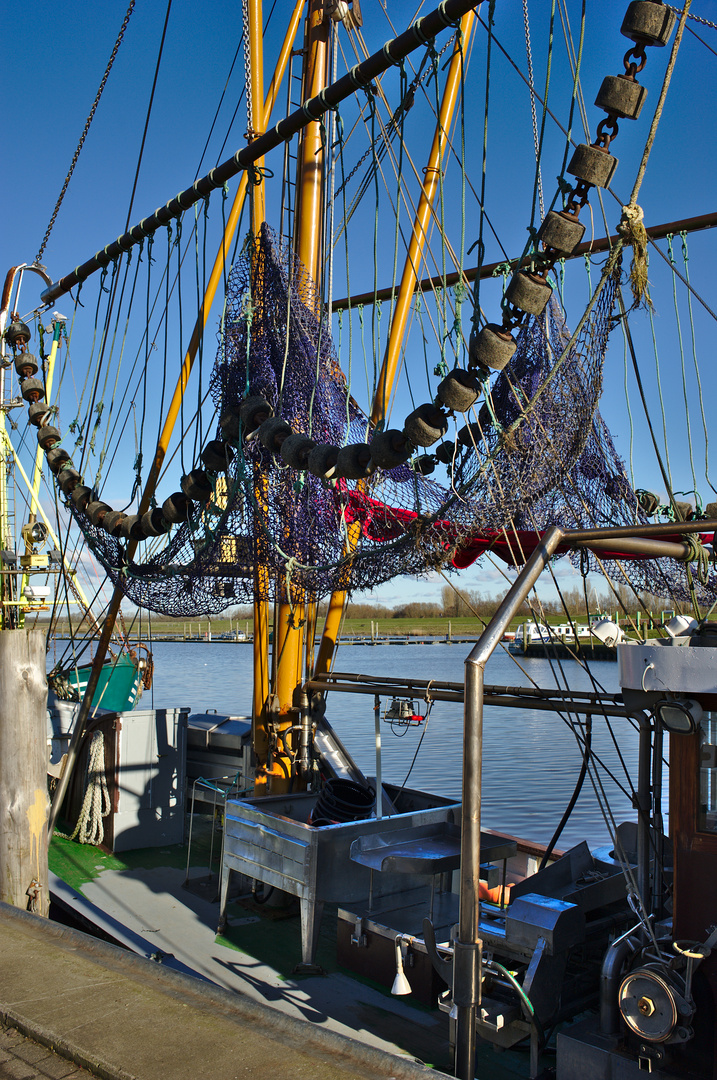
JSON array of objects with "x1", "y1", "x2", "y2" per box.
[
  {"x1": 331, "y1": 210, "x2": 717, "y2": 309},
  {"x1": 306, "y1": 675, "x2": 634, "y2": 716},
  {"x1": 40, "y1": 0, "x2": 477, "y2": 306}
]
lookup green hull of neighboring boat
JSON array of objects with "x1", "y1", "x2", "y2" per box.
[{"x1": 65, "y1": 652, "x2": 143, "y2": 712}]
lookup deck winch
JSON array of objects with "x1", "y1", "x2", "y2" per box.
[{"x1": 558, "y1": 626, "x2": 717, "y2": 1079}]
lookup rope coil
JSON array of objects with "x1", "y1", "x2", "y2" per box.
[{"x1": 69, "y1": 731, "x2": 111, "y2": 846}]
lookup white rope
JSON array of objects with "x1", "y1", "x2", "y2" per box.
[{"x1": 70, "y1": 731, "x2": 111, "y2": 846}]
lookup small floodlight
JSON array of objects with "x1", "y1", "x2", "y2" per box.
[
  {"x1": 21, "y1": 521, "x2": 49, "y2": 547},
  {"x1": 386, "y1": 698, "x2": 414, "y2": 721},
  {"x1": 391, "y1": 937, "x2": 412, "y2": 996},
  {"x1": 664, "y1": 615, "x2": 698, "y2": 640},
  {"x1": 655, "y1": 698, "x2": 703, "y2": 735},
  {"x1": 590, "y1": 617, "x2": 624, "y2": 647}
]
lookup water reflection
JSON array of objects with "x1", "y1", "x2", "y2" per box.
[{"x1": 147, "y1": 640, "x2": 647, "y2": 850}]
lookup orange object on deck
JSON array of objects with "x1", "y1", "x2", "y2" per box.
[{"x1": 478, "y1": 880, "x2": 514, "y2": 905}]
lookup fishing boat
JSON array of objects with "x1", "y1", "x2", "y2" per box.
[{"x1": 3, "y1": 1, "x2": 717, "y2": 1078}]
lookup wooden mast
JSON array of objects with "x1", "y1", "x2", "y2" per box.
[{"x1": 0, "y1": 271, "x2": 49, "y2": 914}]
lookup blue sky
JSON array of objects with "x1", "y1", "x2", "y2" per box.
[{"x1": 2, "y1": 1, "x2": 716, "y2": 613}]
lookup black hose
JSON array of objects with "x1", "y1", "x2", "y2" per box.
[
  {"x1": 252, "y1": 880, "x2": 274, "y2": 906},
  {"x1": 538, "y1": 714, "x2": 593, "y2": 871}
]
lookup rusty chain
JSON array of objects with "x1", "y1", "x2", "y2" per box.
[
  {"x1": 534, "y1": 36, "x2": 653, "y2": 280},
  {"x1": 34, "y1": 0, "x2": 136, "y2": 266}
]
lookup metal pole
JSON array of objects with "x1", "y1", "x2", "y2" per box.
[
  {"x1": 374, "y1": 694, "x2": 383, "y2": 820},
  {"x1": 636, "y1": 713, "x2": 653, "y2": 910},
  {"x1": 455, "y1": 526, "x2": 564, "y2": 1080}
]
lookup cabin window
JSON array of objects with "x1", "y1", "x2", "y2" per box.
[{"x1": 699, "y1": 711, "x2": 717, "y2": 833}]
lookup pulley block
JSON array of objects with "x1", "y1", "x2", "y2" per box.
[{"x1": 619, "y1": 969, "x2": 683, "y2": 1043}]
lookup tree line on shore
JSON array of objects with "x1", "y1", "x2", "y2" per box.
[{"x1": 225, "y1": 583, "x2": 681, "y2": 622}]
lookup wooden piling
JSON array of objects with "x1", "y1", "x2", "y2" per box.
[{"x1": 0, "y1": 630, "x2": 49, "y2": 916}]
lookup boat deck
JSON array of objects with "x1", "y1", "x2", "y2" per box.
[{"x1": 42, "y1": 832, "x2": 537, "y2": 1079}]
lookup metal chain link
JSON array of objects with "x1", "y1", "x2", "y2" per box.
[
  {"x1": 668, "y1": 6, "x2": 717, "y2": 30},
  {"x1": 34, "y1": 0, "x2": 136, "y2": 265},
  {"x1": 334, "y1": 35, "x2": 453, "y2": 200},
  {"x1": 241, "y1": 0, "x2": 253, "y2": 138},
  {"x1": 522, "y1": 0, "x2": 544, "y2": 219}
]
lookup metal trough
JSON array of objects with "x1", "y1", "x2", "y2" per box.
[{"x1": 218, "y1": 787, "x2": 460, "y2": 967}]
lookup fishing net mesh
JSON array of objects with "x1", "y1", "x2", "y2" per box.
[{"x1": 71, "y1": 224, "x2": 714, "y2": 615}]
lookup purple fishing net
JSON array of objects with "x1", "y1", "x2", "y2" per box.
[{"x1": 69, "y1": 226, "x2": 714, "y2": 614}]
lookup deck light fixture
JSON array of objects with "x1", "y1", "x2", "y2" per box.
[
  {"x1": 654, "y1": 697, "x2": 702, "y2": 735},
  {"x1": 391, "y1": 936, "x2": 412, "y2": 996},
  {"x1": 589, "y1": 617, "x2": 624, "y2": 647},
  {"x1": 21, "y1": 521, "x2": 48, "y2": 547}
]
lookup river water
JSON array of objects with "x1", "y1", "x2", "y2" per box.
[{"x1": 142, "y1": 640, "x2": 645, "y2": 852}]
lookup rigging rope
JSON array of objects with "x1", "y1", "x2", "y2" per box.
[
  {"x1": 34, "y1": 1, "x2": 136, "y2": 265},
  {"x1": 68, "y1": 731, "x2": 111, "y2": 846}
]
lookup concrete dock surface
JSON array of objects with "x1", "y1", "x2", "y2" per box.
[{"x1": 0, "y1": 903, "x2": 449, "y2": 1080}]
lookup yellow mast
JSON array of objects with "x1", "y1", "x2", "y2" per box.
[
  {"x1": 314, "y1": 12, "x2": 475, "y2": 677},
  {"x1": 262, "y1": 0, "x2": 330, "y2": 795},
  {"x1": 246, "y1": 0, "x2": 272, "y2": 788},
  {"x1": 48, "y1": 5, "x2": 305, "y2": 833}
]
